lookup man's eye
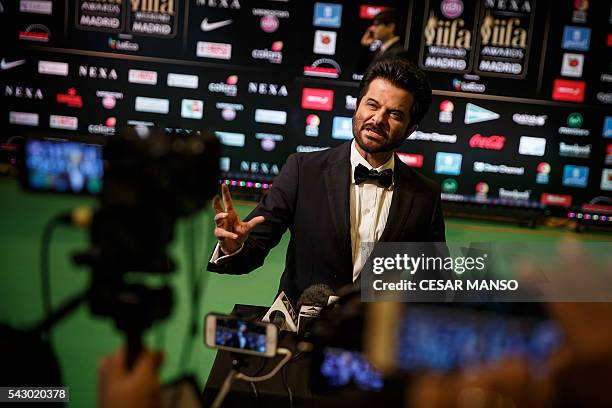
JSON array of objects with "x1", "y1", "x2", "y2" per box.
[{"x1": 390, "y1": 112, "x2": 402, "y2": 120}]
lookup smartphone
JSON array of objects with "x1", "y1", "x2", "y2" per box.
[
  {"x1": 366, "y1": 303, "x2": 564, "y2": 374},
  {"x1": 19, "y1": 136, "x2": 104, "y2": 195},
  {"x1": 205, "y1": 313, "x2": 278, "y2": 358}
]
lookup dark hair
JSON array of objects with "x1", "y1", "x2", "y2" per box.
[
  {"x1": 373, "y1": 9, "x2": 399, "y2": 30},
  {"x1": 358, "y1": 57, "x2": 432, "y2": 127}
]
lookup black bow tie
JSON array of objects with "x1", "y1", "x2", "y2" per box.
[{"x1": 354, "y1": 164, "x2": 393, "y2": 188}]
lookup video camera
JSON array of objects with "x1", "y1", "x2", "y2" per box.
[{"x1": 4, "y1": 127, "x2": 219, "y2": 380}]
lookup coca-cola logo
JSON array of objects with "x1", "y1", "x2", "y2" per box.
[{"x1": 469, "y1": 133, "x2": 506, "y2": 150}]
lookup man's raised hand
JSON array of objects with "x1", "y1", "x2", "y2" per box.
[{"x1": 213, "y1": 184, "x2": 265, "y2": 254}]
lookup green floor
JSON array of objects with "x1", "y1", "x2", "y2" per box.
[{"x1": 0, "y1": 179, "x2": 610, "y2": 406}]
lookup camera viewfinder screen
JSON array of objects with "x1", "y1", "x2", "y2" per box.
[
  {"x1": 214, "y1": 317, "x2": 268, "y2": 354},
  {"x1": 396, "y1": 307, "x2": 564, "y2": 373},
  {"x1": 24, "y1": 139, "x2": 103, "y2": 195},
  {"x1": 320, "y1": 347, "x2": 384, "y2": 392}
]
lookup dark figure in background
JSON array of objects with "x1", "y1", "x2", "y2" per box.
[
  {"x1": 234, "y1": 323, "x2": 252, "y2": 350},
  {"x1": 359, "y1": 10, "x2": 408, "y2": 75}
]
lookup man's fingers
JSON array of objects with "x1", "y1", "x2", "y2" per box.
[
  {"x1": 134, "y1": 350, "x2": 165, "y2": 377},
  {"x1": 221, "y1": 184, "x2": 234, "y2": 212},
  {"x1": 214, "y1": 212, "x2": 229, "y2": 222},
  {"x1": 245, "y1": 216, "x2": 265, "y2": 230},
  {"x1": 214, "y1": 227, "x2": 239, "y2": 240},
  {"x1": 212, "y1": 195, "x2": 224, "y2": 213}
]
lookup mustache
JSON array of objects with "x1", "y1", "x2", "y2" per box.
[{"x1": 361, "y1": 123, "x2": 387, "y2": 138}]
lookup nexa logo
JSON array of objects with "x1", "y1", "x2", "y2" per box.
[
  {"x1": 197, "y1": 0, "x2": 240, "y2": 8},
  {"x1": 240, "y1": 161, "x2": 280, "y2": 175},
  {"x1": 248, "y1": 82, "x2": 288, "y2": 96},
  {"x1": 484, "y1": 0, "x2": 531, "y2": 12},
  {"x1": 5, "y1": 85, "x2": 43, "y2": 99},
  {"x1": 78, "y1": 65, "x2": 118, "y2": 80}
]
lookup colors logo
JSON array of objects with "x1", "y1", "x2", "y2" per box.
[
  {"x1": 536, "y1": 162, "x2": 551, "y2": 184},
  {"x1": 305, "y1": 114, "x2": 320, "y2": 137},
  {"x1": 439, "y1": 100, "x2": 454, "y2": 123},
  {"x1": 475, "y1": 182, "x2": 489, "y2": 201},
  {"x1": 252, "y1": 41, "x2": 283, "y2": 63},
  {"x1": 208, "y1": 75, "x2": 238, "y2": 96}
]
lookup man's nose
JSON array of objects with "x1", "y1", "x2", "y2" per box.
[{"x1": 371, "y1": 109, "x2": 387, "y2": 126}]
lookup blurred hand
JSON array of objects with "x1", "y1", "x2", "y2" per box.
[
  {"x1": 361, "y1": 26, "x2": 375, "y2": 46},
  {"x1": 98, "y1": 348, "x2": 163, "y2": 408},
  {"x1": 213, "y1": 184, "x2": 265, "y2": 255}
]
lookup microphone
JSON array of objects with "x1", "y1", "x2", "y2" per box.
[
  {"x1": 262, "y1": 291, "x2": 298, "y2": 332},
  {"x1": 297, "y1": 284, "x2": 334, "y2": 335}
]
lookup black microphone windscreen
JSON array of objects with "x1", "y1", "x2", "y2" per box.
[
  {"x1": 270, "y1": 310, "x2": 286, "y2": 327},
  {"x1": 297, "y1": 284, "x2": 334, "y2": 309}
]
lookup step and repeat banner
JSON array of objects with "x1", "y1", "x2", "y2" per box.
[{"x1": 1, "y1": 0, "x2": 611, "y2": 216}]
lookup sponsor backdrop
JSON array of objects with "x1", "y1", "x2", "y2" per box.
[{"x1": 1, "y1": 0, "x2": 611, "y2": 217}]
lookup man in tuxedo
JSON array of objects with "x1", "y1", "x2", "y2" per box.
[{"x1": 208, "y1": 58, "x2": 445, "y2": 302}]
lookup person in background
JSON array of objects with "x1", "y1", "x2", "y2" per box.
[{"x1": 360, "y1": 9, "x2": 407, "y2": 73}]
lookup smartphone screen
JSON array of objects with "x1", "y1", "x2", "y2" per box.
[
  {"x1": 21, "y1": 138, "x2": 103, "y2": 195},
  {"x1": 205, "y1": 314, "x2": 277, "y2": 357}
]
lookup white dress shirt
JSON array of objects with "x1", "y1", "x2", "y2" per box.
[
  {"x1": 349, "y1": 140, "x2": 394, "y2": 281},
  {"x1": 212, "y1": 140, "x2": 396, "y2": 284}
]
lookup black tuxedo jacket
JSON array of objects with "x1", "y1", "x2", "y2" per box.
[
  {"x1": 365, "y1": 41, "x2": 409, "y2": 73},
  {"x1": 208, "y1": 142, "x2": 446, "y2": 302}
]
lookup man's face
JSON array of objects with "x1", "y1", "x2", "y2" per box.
[
  {"x1": 371, "y1": 22, "x2": 395, "y2": 41},
  {"x1": 352, "y1": 78, "x2": 416, "y2": 154}
]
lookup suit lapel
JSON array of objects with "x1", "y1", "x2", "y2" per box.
[
  {"x1": 378, "y1": 155, "x2": 416, "y2": 242},
  {"x1": 324, "y1": 143, "x2": 352, "y2": 263}
]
